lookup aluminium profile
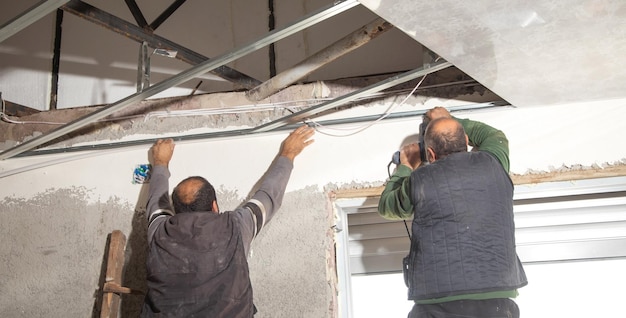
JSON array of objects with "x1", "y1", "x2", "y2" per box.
[
  {"x1": 0, "y1": 0, "x2": 71, "y2": 43},
  {"x1": 0, "y1": 0, "x2": 360, "y2": 160}
]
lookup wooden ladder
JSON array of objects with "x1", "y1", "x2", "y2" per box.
[{"x1": 100, "y1": 230, "x2": 133, "y2": 318}]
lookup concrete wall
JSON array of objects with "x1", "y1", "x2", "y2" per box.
[
  {"x1": 0, "y1": 130, "x2": 337, "y2": 317},
  {"x1": 1, "y1": 97, "x2": 625, "y2": 317}
]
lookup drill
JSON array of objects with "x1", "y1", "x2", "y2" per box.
[{"x1": 392, "y1": 115, "x2": 430, "y2": 165}]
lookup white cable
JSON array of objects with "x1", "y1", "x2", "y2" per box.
[
  {"x1": 0, "y1": 112, "x2": 66, "y2": 125},
  {"x1": 0, "y1": 98, "x2": 66, "y2": 125},
  {"x1": 307, "y1": 74, "x2": 428, "y2": 137}
]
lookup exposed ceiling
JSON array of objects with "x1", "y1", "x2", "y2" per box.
[{"x1": 1, "y1": 0, "x2": 624, "y2": 160}]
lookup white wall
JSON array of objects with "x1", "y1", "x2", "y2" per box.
[{"x1": 5, "y1": 96, "x2": 624, "y2": 200}]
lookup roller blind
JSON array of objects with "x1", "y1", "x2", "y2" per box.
[{"x1": 336, "y1": 176, "x2": 626, "y2": 275}]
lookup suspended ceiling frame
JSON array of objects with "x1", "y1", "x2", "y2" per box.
[
  {"x1": 61, "y1": 0, "x2": 262, "y2": 89},
  {"x1": 0, "y1": 0, "x2": 496, "y2": 161},
  {"x1": 3, "y1": 0, "x2": 626, "y2": 161}
]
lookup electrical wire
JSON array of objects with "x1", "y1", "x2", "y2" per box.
[
  {"x1": 306, "y1": 74, "x2": 429, "y2": 137},
  {"x1": 0, "y1": 113, "x2": 66, "y2": 125},
  {"x1": 0, "y1": 97, "x2": 66, "y2": 125}
]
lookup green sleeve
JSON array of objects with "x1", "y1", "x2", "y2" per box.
[
  {"x1": 377, "y1": 165, "x2": 414, "y2": 220},
  {"x1": 455, "y1": 117, "x2": 510, "y2": 173}
]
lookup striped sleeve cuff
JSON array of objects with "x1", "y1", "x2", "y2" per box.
[
  {"x1": 148, "y1": 208, "x2": 174, "y2": 226},
  {"x1": 244, "y1": 199, "x2": 267, "y2": 238}
]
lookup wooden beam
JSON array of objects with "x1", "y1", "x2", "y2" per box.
[
  {"x1": 333, "y1": 165, "x2": 626, "y2": 199},
  {"x1": 510, "y1": 165, "x2": 626, "y2": 185}
]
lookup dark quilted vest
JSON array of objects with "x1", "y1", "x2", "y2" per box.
[
  {"x1": 142, "y1": 212, "x2": 254, "y2": 318},
  {"x1": 407, "y1": 151, "x2": 527, "y2": 300}
]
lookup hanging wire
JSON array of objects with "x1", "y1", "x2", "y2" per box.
[
  {"x1": 306, "y1": 74, "x2": 428, "y2": 137},
  {"x1": 0, "y1": 95, "x2": 66, "y2": 125}
]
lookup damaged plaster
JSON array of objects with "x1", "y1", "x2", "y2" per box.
[
  {"x1": 0, "y1": 182, "x2": 336, "y2": 317},
  {"x1": 0, "y1": 187, "x2": 137, "y2": 317},
  {"x1": 248, "y1": 187, "x2": 337, "y2": 317}
]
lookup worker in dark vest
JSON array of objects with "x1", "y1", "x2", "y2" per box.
[
  {"x1": 378, "y1": 107, "x2": 527, "y2": 318},
  {"x1": 141, "y1": 125, "x2": 315, "y2": 317}
]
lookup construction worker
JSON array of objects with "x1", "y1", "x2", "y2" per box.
[
  {"x1": 378, "y1": 107, "x2": 527, "y2": 318},
  {"x1": 141, "y1": 125, "x2": 315, "y2": 317}
]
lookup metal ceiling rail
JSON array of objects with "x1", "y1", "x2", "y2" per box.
[
  {"x1": 4, "y1": 101, "x2": 505, "y2": 160},
  {"x1": 251, "y1": 60, "x2": 453, "y2": 133},
  {"x1": 0, "y1": 0, "x2": 70, "y2": 43},
  {"x1": 0, "y1": 101, "x2": 504, "y2": 178},
  {"x1": 149, "y1": 0, "x2": 188, "y2": 31},
  {"x1": 125, "y1": 0, "x2": 150, "y2": 29},
  {"x1": 0, "y1": 0, "x2": 360, "y2": 161},
  {"x1": 123, "y1": 0, "x2": 186, "y2": 31}
]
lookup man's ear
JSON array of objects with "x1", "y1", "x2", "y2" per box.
[
  {"x1": 212, "y1": 200, "x2": 219, "y2": 214},
  {"x1": 427, "y1": 147, "x2": 436, "y2": 163}
]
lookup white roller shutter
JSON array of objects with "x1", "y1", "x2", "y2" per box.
[{"x1": 336, "y1": 176, "x2": 626, "y2": 275}]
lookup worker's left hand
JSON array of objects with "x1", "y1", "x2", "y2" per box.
[
  {"x1": 280, "y1": 125, "x2": 315, "y2": 161},
  {"x1": 151, "y1": 139, "x2": 175, "y2": 167},
  {"x1": 400, "y1": 142, "x2": 421, "y2": 170}
]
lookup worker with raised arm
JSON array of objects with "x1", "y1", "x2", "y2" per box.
[
  {"x1": 141, "y1": 125, "x2": 315, "y2": 317},
  {"x1": 378, "y1": 107, "x2": 527, "y2": 318}
]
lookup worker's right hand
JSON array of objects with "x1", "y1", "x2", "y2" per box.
[
  {"x1": 426, "y1": 106, "x2": 451, "y2": 121},
  {"x1": 400, "y1": 142, "x2": 421, "y2": 170},
  {"x1": 280, "y1": 125, "x2": 315, "y2": 161},
  {"x1": 151, "y1": 138, "x2": 175, "y2": 167}
]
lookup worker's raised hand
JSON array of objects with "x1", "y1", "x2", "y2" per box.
[
  {"x1": 401, "y1": 142, "x2": 422, "y2": 170},
  {"x1": 426, "y1": 106, "x2": 451, "y2": 121},
  {"x1": 151, "y1": 138, "x2": 175, "y2": 167},
  {"x1": 280, "y1": 125, "x2": 315, "y2": 161}
]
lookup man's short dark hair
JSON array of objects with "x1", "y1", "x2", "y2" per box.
[
  {"x1": 172, "y1": 176, "x2": 217, "y2": 213},
  {"x1": 424, "y1": 119, "x2": 467, "y2": 159}
]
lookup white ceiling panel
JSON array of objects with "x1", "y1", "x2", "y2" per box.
[{"x1": 359, "y1": 0, "x2": 626, "y2": 107}]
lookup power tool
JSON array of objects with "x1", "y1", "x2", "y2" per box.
[{"x1": 392, "y1": 115, "x2": 430, "y2": 165}]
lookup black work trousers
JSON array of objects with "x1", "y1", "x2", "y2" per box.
[{"x1": 408, "y1": 298, "x2": 520, "y2": 318}]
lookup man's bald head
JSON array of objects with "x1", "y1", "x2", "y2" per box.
[
  {"x1": 172, "y1": 176, "x2": 218, "y2": 214},
  {"x1": 424, "y1": 117, "x2": 468, "y2": 162}
]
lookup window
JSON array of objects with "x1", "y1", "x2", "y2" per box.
[{"x1": 334, "y1": 176, "x2": 626, "y2": 317}]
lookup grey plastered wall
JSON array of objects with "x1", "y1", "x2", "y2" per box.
[
  {"x1": 248, "y1": 187, "x2": 335, "y2": 317},
  {"x1": 0, "y1": 162, "x2": 335, "y2": 317},
  {"x1": 0, "y1": 188, "x2": 139, "y2": 317}
]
